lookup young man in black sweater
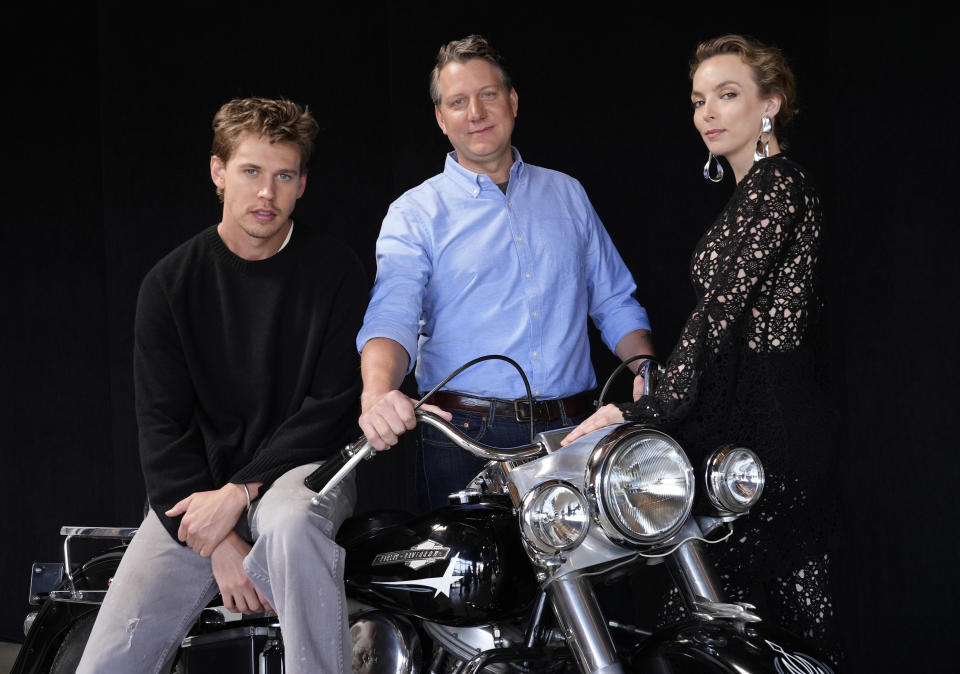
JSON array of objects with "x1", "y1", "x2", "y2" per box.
[{"x1": 78, "y1": 97, "x2": 366, "y2": 674}]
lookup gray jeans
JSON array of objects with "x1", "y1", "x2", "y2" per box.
[{"x1": 77, "y1": 463, "x2": 356, "y2": 674}]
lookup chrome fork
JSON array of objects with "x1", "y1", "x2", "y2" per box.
[{"x1": 547, "y1": 576, "x2": 624, "y2": 674}]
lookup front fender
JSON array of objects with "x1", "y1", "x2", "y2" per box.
[{"x1": 626, "y1": 618, "x2": 836, "y2": 673}]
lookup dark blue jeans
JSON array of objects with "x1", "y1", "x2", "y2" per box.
[{"x1": 415, "y1": 402, "x2": 588, "y2": 511}]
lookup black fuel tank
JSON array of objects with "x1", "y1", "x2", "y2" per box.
[{"x1": 341, "y1": 501, "x2": 538, "y2": 626}]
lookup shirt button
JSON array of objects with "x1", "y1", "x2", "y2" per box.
[
  {"x1": 532, "y1": 351, "x2": 538, "y2": 357},
  {"x1": 525, "y1": 272, "x2": 531, "y2": 278},
  {"x1": 508, "y1": 201, "x2": 513, "y2": 206},
  {"x1": 473, "y1": 189, "x2": 479, "y2": 195},
  {"x1": 479, "y1": 176, "x2": 485, "y2": 181},
  {"x1": 517, "y1": 236, "x2": 523, "y2": 242},
  {"x1": 532, "y1": 311, "x2": 538, "y2": 317},
  {"x1": 534, "y1": 390, "x2": 540, "y2": 396}
]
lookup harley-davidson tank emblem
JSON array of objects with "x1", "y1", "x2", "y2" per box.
[{"x1": 372, "y1": 547, "x2": 451, "y2": 567}]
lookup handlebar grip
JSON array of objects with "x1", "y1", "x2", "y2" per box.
[{"x1": 304, "y1": 448, "x2": 351, "y2": 492}]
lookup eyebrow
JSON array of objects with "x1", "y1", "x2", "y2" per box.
[
  {"x1": 445, "y1": 84, "x2": 500, "y2": 101},
  {"x1": 238, "y1": 162, "x2": 299, "y2": 175},
  {"x1": 691, "y1": 79, "x2": 744, "y2": 97}
]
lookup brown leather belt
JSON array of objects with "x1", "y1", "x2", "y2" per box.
[{"x1": 428, "y1": 391, "x2": 593, "y2": 423}]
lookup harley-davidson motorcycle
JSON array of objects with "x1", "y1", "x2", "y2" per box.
[{"x1": 12, "y1": 359, "x2": 837, "y2": 673}]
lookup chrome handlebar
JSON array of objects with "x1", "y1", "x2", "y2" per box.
[{"x1": 308, "y1": 410, "x2": 544, "y2": 506}]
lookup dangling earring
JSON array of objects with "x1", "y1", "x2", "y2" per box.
[
  {"x1": 753, "y1": 115, "x2": 772, "y2": 162},
  {"x1": 702, "y1": 152, "x2": 724, "y2": 182}
]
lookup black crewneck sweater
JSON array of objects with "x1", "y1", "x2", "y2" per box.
[{"x1": 134, "y1": 224, "x2": 367, "y2": 541}]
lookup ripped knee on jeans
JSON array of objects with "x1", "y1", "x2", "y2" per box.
[{"x1": 125, "y1": 618, "x2": 140, "y2": 646}]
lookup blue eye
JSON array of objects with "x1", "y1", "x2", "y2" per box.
[
  {"x1": 277, "y1": 173, "x2": 292, "y2": 181},
  {"x1": 721, "y1": 91, "x2": 737, "y2": 99},
  {"x1": 245, "y1": 168, "x2": 258, "y2": 176},
  {"x1": 692, "y1": 100, "x2": 704, "y2": 109}
]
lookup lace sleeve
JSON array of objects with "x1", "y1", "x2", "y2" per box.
[{"x1": 621, "y1": 159, "x2": 819, "y2": 425}]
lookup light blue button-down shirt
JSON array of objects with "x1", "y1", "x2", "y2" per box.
[{"x1": 357, "y1": 150, "x2": 650, "y2": 400}]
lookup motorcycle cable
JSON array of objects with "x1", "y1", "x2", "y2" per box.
[
  {"x1": 540, "y1": 523, "x2": 734, "y2": 588},
  {"x1": 415, "y1": 354, "x2": 537, "y2": 442},
  {"x1": 596, "y1": 354, "x2": 658, "y2": 407}
]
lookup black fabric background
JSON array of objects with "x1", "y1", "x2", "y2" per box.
[{"x1": 2, "y1": 6, "x2": 956, "y2": 671}]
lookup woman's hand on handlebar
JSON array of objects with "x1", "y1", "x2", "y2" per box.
[
  {"x1": 359, "y1": 389, "x2": 452, "y2": 451},
  {"x1": 560, "y1": 403, "x2": 625, "y2": 446}
]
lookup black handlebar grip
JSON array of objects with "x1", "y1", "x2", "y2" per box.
[{"x1": 304, "y1": 448, "x2": 351, "y2": 492}]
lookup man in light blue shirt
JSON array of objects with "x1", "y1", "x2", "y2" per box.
[{"x1": 357, "y1": 35, "x2": 653, "y2": 508}]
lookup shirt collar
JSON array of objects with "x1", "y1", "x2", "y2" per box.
[{"x1": 443, "y1": 148, "x2": 526, "y2": 197}]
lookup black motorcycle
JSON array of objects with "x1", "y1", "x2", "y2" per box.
[{"x1": 12, "y1": 363, "x2": 837, "y2": 673}]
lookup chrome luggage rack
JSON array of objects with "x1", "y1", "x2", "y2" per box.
[{"x1": 32, "y1": 526, "x2": 138, "y2": 603}]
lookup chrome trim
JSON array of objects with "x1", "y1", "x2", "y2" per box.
[
  {"x1": 180, "y1": 625, "x2": 280, "y2": 648},
  {"x1": 313, "y1": 410, "x2": 545, "y2": 503},
  {"x1": 704, "y1": 445, "x2": 765, "y2": 514},
  {"x1": 536, "y1": 427, "x2": 573, "y2": 454},
  {"x1": 23, "y1": 611, "x2": 38, "y2": 637},
  {"x1": 352, "y1": 612, "x2": 421, "y2": 674},
  {"x1": 664, "y1": 520, "x2": 725, "y2": 605},
  {"x1": 59, "y1": 526, "x2": 139, "y2": 538},
  {"x1": 417, "y1": 411, "x2": 544, "y2": 461},
  {"x1": 690, "y1": 599, "x2": 762, "y2": 625},
  {"x1": 312, "y1": 441, "x2": 375, "y2": 504},
  {"x1": 422, "y1": 621, "x2": 522, "y2": 663},
  {"x1": 447, "y1": 489, "x2": 481, "y2": 504},
  {"x1": 60, "y1": 526, "x2": 137, "y2": 599},
  {"x1": 547, "y1": 576, "x2": 624, "y2": 674},
  {"x1": 519, "y1": 480, "x2": 589, "y2": 554},
  {"x1": 48, "y1": 589, "x2": 108, "y2": 603},
  {"x1": 504, "y1": 427, "x2": 639, "y2": 575},
  {"x1": 584, "y1": 425, "x2": 693, "y2": 545}
]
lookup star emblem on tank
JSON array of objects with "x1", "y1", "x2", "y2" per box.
[{"x1": 372, "y1": 554, "x2": 465, "y2": 598}]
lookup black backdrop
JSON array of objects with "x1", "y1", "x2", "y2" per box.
[{"x1": 3, "y1": 5, "x2": 958, "y2": 671}]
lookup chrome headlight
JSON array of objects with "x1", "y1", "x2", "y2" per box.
[
  {"x1": 704, "y1": 445, "x2": 764, "y2": 513},
  {"x1": 586, "y1": 426, "x2": 694, "y2": 544},
  {"x1": 520, "y1": 480, "x2": 590, "y2": 554}
]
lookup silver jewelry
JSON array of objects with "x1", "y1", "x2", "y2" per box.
[
  {"x1": 242, "y1": 483, "x2": 252, "y2": 510},
  {"x1": 703, "y1": 152, "x2": 724, "y2": 182},
  {"x1": 753, "y1": 115, "x2": 772, "y2": 162}
]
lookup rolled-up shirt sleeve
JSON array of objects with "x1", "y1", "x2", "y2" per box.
[
  {"x1": 578, "y1": 183, "x2": 651, "y2": 353},
  {"x1": 356, "y1": 202, "x2": 432, "y2": 373}
]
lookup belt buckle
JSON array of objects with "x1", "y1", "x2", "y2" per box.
[{"x1": 513, "y1": 399, "x2": 532, "y2": 423}]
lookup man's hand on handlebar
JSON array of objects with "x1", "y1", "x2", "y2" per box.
[{"x1": 359, "y1": 389, "x2": 452, "y2": 451}]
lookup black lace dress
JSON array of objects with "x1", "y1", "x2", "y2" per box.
[{"x1": 620, "y1": 154, "x2": 840, "y2": 657}]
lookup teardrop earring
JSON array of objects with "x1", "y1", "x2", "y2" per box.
[
  {"x1": 753, "y1": 115, "x2": 772, "y2": 162},
  {"x1": 703, "y1": 151, "x2": 724, "y2": 182}
]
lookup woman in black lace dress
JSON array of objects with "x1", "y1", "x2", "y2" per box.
[{"x1": 563, "y1": 35, "x2": 840, "y2": 661}]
